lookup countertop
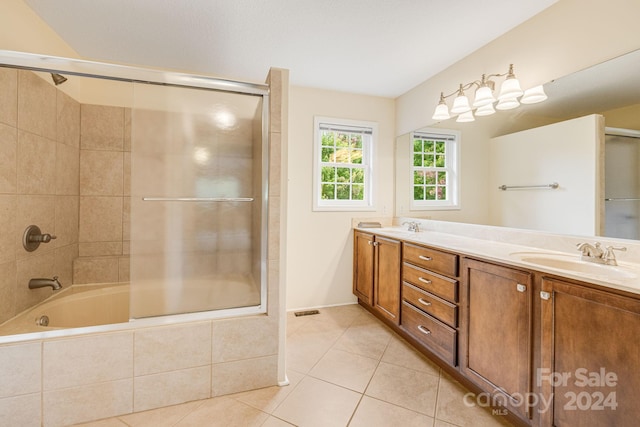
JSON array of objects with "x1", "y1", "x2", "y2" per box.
[{"x1": 355, "y1": 226, "x2": 640, "y2": 296}]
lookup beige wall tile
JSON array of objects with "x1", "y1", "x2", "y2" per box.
[
  {"x1": 123, "y1": 152, "x2": 130, "y2": 196},
  {"x1": 57, "y1": 90, "x2": 80, "y2": 147},
  {"x1": 0, "y1": 393, "x2": 40, "y2": 427},
  {"x1": 0, "y1": 261, "x2": 16, "y2": 323},
  {"x1": 73, "y1": 256, "x2": 119, "y2": 284},
  {"x1": 0, "y1": 123, "x2": 17, "y2": 193},
  {"x1": 54, "y1": 195, "x2": 79, "y2": 247},
  {"x1": 211, "y1": 355, "x2": 277, "y2": 396},
  {"x1": 15, "y1": 250, "x2": 56, "y2": 312},
  {"x1": 43, "y1": 379, "x2": 132, "y2": 427},
  {"x1": 54, "y1": 243, "x2": 78, "y2": 287},
  {"x1": 43, "y1": 332, "x2": 133, "y2": 390},
  {"x1": 124, "y1": 108, "x2": 131, "y2": 152},
  {"x1": 122, "y1": 197, "x2": 130, "y2": 241},
  {"x1": 0, "y1": 68, "x2": 18, "y2": 127},
  {"x1": 80, "y1": 150, "x2": 124, "y2": 196},
  {"x1": 133, "y1": 365, "x2": 211, "y2": 412},
  {"x1": 0, "y1": 342, "x2": 41, "y2": 398},
  {"x1": 134, "y1": 322, "x2": 211, "y2": 376},
  {"x1": 267, "y1": 195, "x2": 280, "y2": 260},
  {"x1": 16, "y1": 195, "x2": 56, "y2": 259},
  {"x1": 212, "y1": 316, "x2": 277, "y2": 363},
  {"x1": 79, "y1": 196, "x2": 123, "y2": 242},
  {"x1": 0, "y1": 195, "x2": 16, "y2": 264},
  {"x1": 268, "y1": 131, "x2": 281, "y2": 198},
  {"x1": 79, "y1": 241, "x2": 123, "y2": 257},
  {"x1": 81, "y1": 104, "x2": 124, "y2": 151},
  {"x1": 55, "y1": 142, "x2": 79, "y2": 195},
  {"x1": 17, "y1": 71, "x2": 56, "y2": 140},
  {"x1": 118, "y1": 256, "x2": 130, "y2": 282},
  {"x1": 16, "y1": 130, "x2": 56, "y2": 195}
]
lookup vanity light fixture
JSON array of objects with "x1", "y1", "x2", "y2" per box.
[{"x1": 431, "y1": 64, "x2": 547, "y2": 122}]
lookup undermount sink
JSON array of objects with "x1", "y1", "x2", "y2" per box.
[{"x1": 509, "y1": 252, "x2": 638, "y2": 280}]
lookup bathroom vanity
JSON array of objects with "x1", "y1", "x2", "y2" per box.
[{"x1": 353, "y1": 223, "x2": 640, "y2": 427}]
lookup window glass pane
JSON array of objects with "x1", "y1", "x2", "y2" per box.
[
  {"x1": 438, "y1": 171, "x2": 447, "y2": 185},
  {"x1": 352, "y1": 168, "x2": 364, "y2": 184},
  {"x1": 336, "y1": 133, "x2": 349, "y2": 147},
  {"x1": 350, "y1": 134, "x2": 363, "y2": 149},
  {"x1": 351, "y1": 149, "x2": 363, "y2": 164},
  {"x1": 414, "y1": 186, "x2": 424, "y2": 200},
  {"x1": 352, "y1": 184, "x2": 364, "y2": 200},
  {"x1": 321, "y1": 147, "x2": 334, "y2": 162},
  {"x1": 336, "y1": 167, "x2": 350, "y2": 183},
  {"x1": 424, "y1": 141, "x2": 434, "y2": 153},
  {"x1": 424, "y1": 154, "x2": 434, "y2": 167},
  {"x1": 413, "y1": 139, "x2": 422, "y2": 153},
  {"x1": 435, "y1": 141, "x2": 446, "y2": 153},
  {"x1": 435, "y1": 155, "x2": 445, "y2": 167},
  {"x1": 336, "y1": 184, "x2": 350, "y2": 199},
  {"x1": 321, "y1": 166, "x2": 335, "y2": 182},
  {"x1": 322, "y1": 132, "x2": 335, "y2": 146},
  {"x1": 439, "y1": 186, "x2": 447, "y2": 200},
  {"x1": 321, "y1": 184, "x2": 335, "y2": 199},
  {"x1": 426, "y1": 186, "x2": 436, "y2": 200},
  {"x1": 413, "y1": 154, "x2": 422, "y2": 167},
  {"x1": 425, "y1": 171, "x2": 436, "y2": 185},
  {"x1": 413, "y1": 170, "x2": 424, "y2": 185}
]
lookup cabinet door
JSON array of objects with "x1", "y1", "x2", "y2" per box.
[
  {"x1": 540, "y1": 278, "x2": 640, "y2": 426},
  {"x1": 373, "y1": 236, "x2": 401, "y2": 324},
  {"x1": 353, "y1": 231, "x2": 374, "y2": 305},
  {"x1": 461, "y1": 259, "x2": 532, "y2": 420}
]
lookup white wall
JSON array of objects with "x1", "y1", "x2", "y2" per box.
[
  {"x1": 287, "y1": 86, "x2": 395, "y2": 310},
  {"x1": 488, "y1": 114, "x2": 604, "y2": 235}
]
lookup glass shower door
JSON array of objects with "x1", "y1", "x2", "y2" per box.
[{"x1": 129, "y1": 83, "x2": 266, "y2": 318}]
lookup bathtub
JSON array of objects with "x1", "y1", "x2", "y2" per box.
[
  {"x1": 0, "y1": 275, "x2": 262, "y2": 338},
  {"x1": 0, "y1": 284, "x2": 129, "y2": 336}
]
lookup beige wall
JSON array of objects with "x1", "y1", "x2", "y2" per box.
[
  {"x1": 0, "y1": 69, "x2": 80, "y2": 324},
  {"x1": 287, "y1": 86, "x2": 395, "y2": 309}
]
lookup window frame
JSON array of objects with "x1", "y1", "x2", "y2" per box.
[
  {"x1": 313, "y1": 116, "x2": 377, "y2": 212},
  {"x1": 409, "y1": 129, "x2": 461, "y2": 210}
]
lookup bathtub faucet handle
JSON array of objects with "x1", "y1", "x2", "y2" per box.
[{"x1": 22, "y1": 225, "x2": 57, "y2": 252}]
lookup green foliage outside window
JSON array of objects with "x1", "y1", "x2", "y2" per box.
[
  {"x1": 320, "y1": 129, "x2": 366, "y2": 201},
  {"x1": 413, "y1": 138, "x2": 447, "y2": 201}
]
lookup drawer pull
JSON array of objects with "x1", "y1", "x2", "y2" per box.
[
  {"x1": 418, "y1": 277, "x2": 432, "y2": 285},
  {"x1": 417, "y1": 325, "x2": 431, "y2": 335},
  {"x1": 418, "y1": 255, "x2": 433, "y2": 261},
  {"x1": 418, "y1": 298, "x2": 432, "y2": 307}
]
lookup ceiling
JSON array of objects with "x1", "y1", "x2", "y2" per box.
[{"x1": 24, "y1": 0, "x2": 558, "y2": 98}]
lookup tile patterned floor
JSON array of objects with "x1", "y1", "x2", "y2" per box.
[{"x1": 75, "y1": 304, "x2": 514, "y2": 427}]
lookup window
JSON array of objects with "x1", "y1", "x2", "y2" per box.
[
  {"x1": 410, "y1": 130, "x2": 460, "y2": 210},
  {"x1": 313, "y1": 117, "x2": 376, "y2": 211}
]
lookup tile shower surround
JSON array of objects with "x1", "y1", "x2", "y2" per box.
[{"x1": 0, "y1": 67, "x2": 287, "y2": 426}]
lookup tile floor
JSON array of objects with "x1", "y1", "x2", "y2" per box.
[{"x1": 75, "y1": 304, "x2": 514, "y2": 427}]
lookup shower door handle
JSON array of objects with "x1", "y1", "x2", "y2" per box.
[{"x1": 142, "y1": 197, "x2": 254, "y2": 202}]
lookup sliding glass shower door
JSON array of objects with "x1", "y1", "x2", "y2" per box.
[{"x1": 129, "y1": 83, "x2": 267, "y2": 318}]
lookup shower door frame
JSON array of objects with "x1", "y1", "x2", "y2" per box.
[{"x1": 0, "y1": 49, "x2": 270, "y2": 319}]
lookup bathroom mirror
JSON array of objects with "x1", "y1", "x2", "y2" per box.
[{"x1": 395, "y1": 48, "x2": 640, "y2": 239}]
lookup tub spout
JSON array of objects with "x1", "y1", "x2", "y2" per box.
[{"x1": 29, "y1": 276, "x2": 62, "y2": 291}]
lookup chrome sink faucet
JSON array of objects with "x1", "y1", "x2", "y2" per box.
[
  {"x1": 402, "y1": 221, "x2": 420, "y2": 232},
  {"x1": 576, "y1": 242, "x2": 627, "y2": 266},
  {"x1": 29, "y1": 276, "x2": 62, "y2": 290}
]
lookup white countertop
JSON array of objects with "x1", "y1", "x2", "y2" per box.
[{"x1": 355, "y1": 225, "x2": 640, "y2": 296}]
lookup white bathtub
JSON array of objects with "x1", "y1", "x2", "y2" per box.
[{"x1": 0, "y1": 284, "x2": 129, "y2": 336}]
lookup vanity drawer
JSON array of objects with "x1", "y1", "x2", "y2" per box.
[
  {"x1": 403, "y1": 262, "x2": 458, "y2": 302},
  {"x1": 401, "y1": 301, "x2": 457, "y2": 366},
  {"x1": 403, "y1": 243, "x2": 458, "y2": 277},
  {"x1": 402, "y1": 282, "x2": 457, "y2": 328}
]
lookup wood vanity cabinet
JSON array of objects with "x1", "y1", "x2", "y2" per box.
[
  {"x1": 400, "y1": 242, "x2": 459, "y2": 366},
  {"x1": 353, "y1": 231, "x2": 401, "y2": 324},
  {"x1": 539, "y1": 277, "x2": 640, "y2": 427},
  {"x1": 460, "y1": 258, "x2": 533, "y2": 421}
]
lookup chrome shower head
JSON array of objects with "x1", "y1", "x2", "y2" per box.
[{"x1": 50, "y1": 73, "x2": 67, "y2": 86}]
